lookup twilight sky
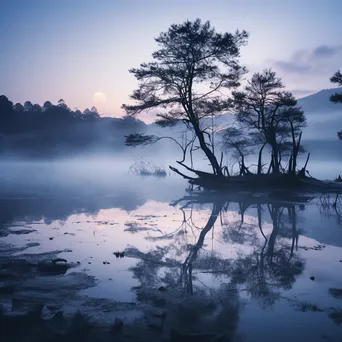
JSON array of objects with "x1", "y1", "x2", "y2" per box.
[{"x1": 1, "y1": 0, "x2": 341, "y2": 118}]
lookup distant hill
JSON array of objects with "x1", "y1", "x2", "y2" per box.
[
  {"x1": 144, "y1": 87, "x2": 342, "y2": 143},
  {"x1": 297, "y1": 88, "x2": 342, "y2": 113}
]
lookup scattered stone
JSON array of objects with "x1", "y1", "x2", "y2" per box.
[
  {"x1": 113, "y1": 252, "x2": 125, "y2": 258},
  {"x1": 310, "y1": 276, "x2": 315, "y2": 281},
  {"x1": 103, "y1": 261, "x2": 110, "y2": 265},
  {"x1": 37, "y1": 262, "x2": 68, "y2": 275},
  {"x1": 88, "y1": 262, "x2": 91, "y2": 264},
  {"x1": 26, "y1": 242, "x2": 40, "y2": 248},
  {"x1": 77, "y1": 261, "x2": 81, "y2": 264},
  {"x1": 49, "y1": 237, "x2": 54, "y2": 240},
  {"x1": 52, "y1": 258, "x2": 67, "y2": 264},
  {"x1": 12, "y1": 229, "x2": 36, "y2": 235},
  {"x1": 158, "y1": 286, "x2": 167, "y2": 292}
]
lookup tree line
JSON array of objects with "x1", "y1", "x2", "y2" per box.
[{"x1": 0, "y1": 96, "x2": 146, "y2": 157}]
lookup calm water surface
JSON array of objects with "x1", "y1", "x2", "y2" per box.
[{"x1": 1, "y1": 160, "x2": 342, "y2": 341}]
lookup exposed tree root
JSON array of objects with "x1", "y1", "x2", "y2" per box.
[{"x1": 169, "y1": 163, "x2": 342, "y2": 195}]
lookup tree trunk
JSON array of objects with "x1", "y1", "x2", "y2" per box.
[
  {"x1": 288, "y1": 154, "x2": 293, "y2": 174},
  {"x1": 192, "y1": 122, "x2": 223, "y2": 176},
  {"x1": 257, "y1": 142, "x2": 267, "y2": 175},
  {"x1": 267, "y1": 155, "x2": 274, "y2": 175},
  {"x1": 272, "y1": 147, "x2": 280, "y2": 174},
  {"x1": 292, "y1": 131, "x2": 302, "y2": 175}
]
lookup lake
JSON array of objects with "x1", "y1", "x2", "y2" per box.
[{"x1": 1, "y1": 159, "x2": 342, "y2": 342}]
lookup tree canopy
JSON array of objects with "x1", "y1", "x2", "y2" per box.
[
  {"x1": 329, "y1": 70, "x2": 342, "y2": 140},
  {"x1": 330, "y1": 70, "x2": 342, "y2": 104},
  {"x1": 123, "y1": 18, "x2": 249, "y2": 176},
  {"x1": 123, "y1": 19, "x2": 310, "y2": 181},
  {"x1": 231, "y1": 69, "x2": 306, "y2": 174}
]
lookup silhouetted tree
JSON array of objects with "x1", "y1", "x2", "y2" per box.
[
  {"x1": 82, "y1": 106, "x2": 100, "y2": 120},
  {"x1": 330, "y1": 71, "x2": 342, "y2": 103},
  {"x1": 32, "y1": 104, "x2": 42, "y2": 113},
  {"x1": 123, "y1": 19, "x2": 248, "y2": 177},
  {"x1": 43, "y1": 101, "x2": 53, "y2": 111},
  {"x1": 233, "y1": 69, "x2": 306, "y2": 174},
  {"x1": 0, "y1": 94, "x2": 146, "y2": 157},
  {"x1": 0, "y1": 96, "x2": 14, "y2": 114},
  {"x1": 222, "y1": 127, "x2": 254, "y2": 176},
  {"x1": 83, "y1": 108, "x2": 91, "y2": 115},
  {"x1": 13, "y1": 103, "x2": 24, "y2": 112},
  {"x1": 329, "y1": 71, "x2": 342, "y2": 140},
  {"x1": 57, "y1": 98, "x2": 68, "y2": 110},
  {"x1": 24, "y1": 101, "x2": 33, "y2": 112}
]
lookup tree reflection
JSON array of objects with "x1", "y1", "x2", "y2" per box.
[
  {"x1": 125, "y1": 194, "x2": 310, "y2": 340},
  {"x1": 179, "y1": 201, "x2": 223, "y2": 295},
  {"x1": 319, "y1": 193, "x2": 342, "y2": 225},
  {"x1": 226, "y1": 202, "x2": 304, "y2": 304}
]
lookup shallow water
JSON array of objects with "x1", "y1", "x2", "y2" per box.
[{"x1": 1, "y1": 161, "x2": 342, "y2": 341}]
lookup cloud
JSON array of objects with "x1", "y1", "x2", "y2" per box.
[
  {"x1": 312, "y1": 45, "x2": 342, "y2": 59},
  {"x1": 273, "y1": 61, "x2": 311, "y2": 74},
  {"x1": 271, "y1": 44, "x2": 342, "y2": 75}
]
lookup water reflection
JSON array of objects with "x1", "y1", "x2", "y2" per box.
[
  {"x1": 128, "y1": 195, "x2": 308, "y2": 299},
  {"x1": 120, "y1": 193, "x2": 342, "y2": 340},
  {"x1": 1, "y1": 182, "x2": 342, "y2": 340}
]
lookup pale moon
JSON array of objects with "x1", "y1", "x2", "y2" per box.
[{"x1": 93, "y1": 92, "x2": 107, "y2": 105}]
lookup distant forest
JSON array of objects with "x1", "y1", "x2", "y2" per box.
[{"x1": 0, "y1": 95, "x2": 146, "y2": 157}]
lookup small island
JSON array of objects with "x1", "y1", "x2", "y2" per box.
[{"x1": 123, "y1": 19, "x2": 342, "y2": 197}]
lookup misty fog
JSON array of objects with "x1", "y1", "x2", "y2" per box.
[{"x1": 1, "y1": 14, "x2": 342, "y2": 341}]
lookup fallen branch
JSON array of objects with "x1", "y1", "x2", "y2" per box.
[{"x1": 169, "y1": 166, "x2": 197, "y2": 181}]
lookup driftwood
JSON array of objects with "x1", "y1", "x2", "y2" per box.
[{"x1": 169, "y1": 164, "x2": 342, "y2": 195}]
